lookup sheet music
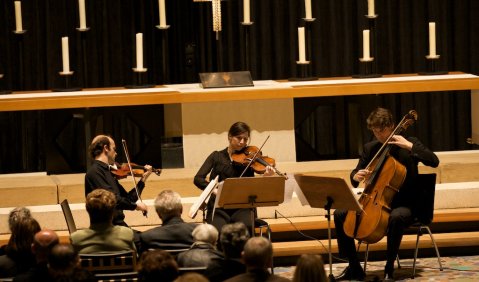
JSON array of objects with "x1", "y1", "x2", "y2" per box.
[{"x1": 188, "y1": 176, "x2": 219, "y2": 219}]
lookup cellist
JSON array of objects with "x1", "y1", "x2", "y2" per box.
[{"x1": 334, "y1": 108, "x2": 439, "y2": 281}]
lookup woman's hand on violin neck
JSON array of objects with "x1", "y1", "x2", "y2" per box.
[
  {"x1": 263, "y1": 166, "x2": 275, "y2": 176},
  {"x1": 135, "y1": 202, "x2": 148, "y2": 212},
  {"x1": 388, "y1": 135, "x2": 413, "y2": 151},
  {"x1": 140, "y1": 165, "x2": 153, "y2": 182}
]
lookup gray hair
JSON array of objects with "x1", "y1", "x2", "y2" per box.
[
  {"x1": 192, "y1": 224, "x2": 218, "y2": 244},
  {"x1": 8, "y1": 207, "x2": 32, "y2": 231},
  {"x1": 154, "y1": 190, "x2": 183, "y2": 220}
]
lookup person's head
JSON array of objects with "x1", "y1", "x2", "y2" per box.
[
  {"x1": 8, "y1": 207, "x2": 32, "y2": 232},
  {"x1": 32, "y1": 229, "x2": 60, "y2": 263},
  {"x1": 192, "y1": 224, "x2": 218, "y2": 245},
  {"x1": 88, "y1": 134, "x2": 116, "y2": 164},
  {"x1": 367, "y1": 107, "x2": 395, "y2": 143},
  {"x1": 292, "y1": 254, "x2": 328, "y2": 282},
  {"x1": 154, "y1": 190, "x2": 183, "y2": 221},
  {"x1": 85, "y1": 189, "x2": 116, "y2": 224},
  {"x1": 220, "y1": 222, "x2": 250, "y2": 259},
  {"x1": 47, "y1": 243, "x2": 79, "y2": 279},
  {"x1": 6, "y1": 216, "x2": 41, "y2": 258},
  {"x1": 138, "y1": 249, "x2": 179, "y2": 282},
  {"x1": 227, "y1": 122, "x2": 251, "y2": 152},
  {"x1": 242, "y1": 237, "x2": 273, "y2": 270},
  {"x1": 174, "y1": 272, "x2": 209, "y2": 282}
]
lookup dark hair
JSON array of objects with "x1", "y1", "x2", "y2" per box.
[
  {"x1": 138, "y1": 250, "x2": 179, "y2": 282},
  {"x1": 228, "y1": 122, "x2": 251, "y2": 137},
  {"x1": 220, "y1": 222, "x2": 250, "y2": 259},
  {"x1": 85, "y1": 189, "x2": 116, "y2": 224},
  {"x1": 6, "y1": 217, "x2": 41, "y2": 260},
  {"x1": 88, "y1": 135, "x2": 112, "y2": 159},
  {"x1": 47, "y1": 243, "x2": 79, "y2": 278},
  {"x1": 366, "y1": 108, "x2": 394, "y2": 130},
  {"x1": 293, "y1": 254, "x2": 328, "y2": 282}
]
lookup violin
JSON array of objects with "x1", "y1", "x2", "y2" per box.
[
  {"x1": 110, "y1": 162, "x2": 162, "y2": 179},
  {"x1": 232, "y1": 145, "x2": 288, "y2": 179}
]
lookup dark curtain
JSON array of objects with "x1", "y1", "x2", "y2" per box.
[{"x1": 0, "y1": 0, "x2": 478, "y2": 173}]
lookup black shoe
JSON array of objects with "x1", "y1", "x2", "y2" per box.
[
  {"x1": 335, "y1": 265, "x2": 366, "y2": 281},
  {"x1": 383, "y1": 268, "x2": 394, "y2": 282}
]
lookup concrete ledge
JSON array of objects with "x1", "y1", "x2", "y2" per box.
[{"x1": 0, "y1": 173, "x2": 57, "y2": 208}]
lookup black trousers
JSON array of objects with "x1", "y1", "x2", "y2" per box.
[
  {"x1": 334, "y1": 206, "x2": 413, "y2": 268},
  {"x1": 208, "y1": 207, "x2": 254, "y2": 235}
]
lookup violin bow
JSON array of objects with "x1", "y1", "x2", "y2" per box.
[
  {"x1": 239, "y1": 135, "x2": 270, "y2": 178},
  {"x1": 121, "y1": 139, "x2": 147, "y2": 217}
]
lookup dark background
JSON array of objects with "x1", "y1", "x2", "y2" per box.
[{"x1": 0, "y1": 0, "x2": 477, "y2": 173}]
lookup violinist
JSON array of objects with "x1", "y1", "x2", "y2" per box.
[
  {"x1": 333, "y1": 108, "x2": 439, "y2": 281},
  {"x1": 85, "y1": 134, "x2": 153, "y2": 227},
  {"x1": 193, "y1": 122, "x2": 275, "y2": 233}
]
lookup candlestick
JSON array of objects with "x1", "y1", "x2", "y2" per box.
[
  {"x1": 362, "y1": 30, "x2": 372, "y2": 61},
  {"x1": 133, "y1": 33, "x2": 147, "y2": 72},
  {"x1": 305, "y1": 0, "x2": 312, "y2": 20},
  {"x1": 367, "y1": 0, "x2": 375, "y2": 17},
  {"x1": 78, "y1": 0, "x2": 87, "y2": 29},
  {"x1": 243, "y1": 0, "x2": 251, "y2": 24},
  {"x1": 60, "y1": 37, "x2": 73, "y2": 74},
  {"x1": 158, "y1": 0, "x2": 168, "y2": 28},
  {"x1": 428, "y1": 22, "x2": 437, "y2": 57},
  {"x1": 14, "y1": 1, "x2": 26, "y2": 34},
  {"x1": 297, "y1": 27, "x2": 307, "y2": 63}
]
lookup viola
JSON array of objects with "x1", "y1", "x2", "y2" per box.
[
  {"x1": 111, "y1": 162, "x2": 162, "y2": 179},
  {"x1": 231, "y1": 145, "x2": 288, "y2": 179}
]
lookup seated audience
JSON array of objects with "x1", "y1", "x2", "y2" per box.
[
  {"x1": 47, "y1": 243, "x2": 95, "y2": 282},
  {"x1": 225, "y1": 236, "x2": 289, "y2": 282},
  {"x1": 177, "y1": 223, "x2": 222, "y2": 267},
  {"x1": 138, "y1": 249, "x2": 179, "y2": 282},
  {"x1": 0, "y1": 207, "x2": 33, "y2": 257},
  {"x1": 139, "y1": 190, "x2": 197, "y2": 253},
  {"x1": 174, "y1": 272, "x2": 209, "y2": 282},
  {"x1": 292, "y1": 254, "x2": 328, "y2": 282},
  {"x1": 13, "y1": 229, "x2": 59, "y2": 282},
  {"x1": 0, "y1": 215, "x2": 41, "y2": 278},
  {"x1": 204, "y1": 222, "x2": 249, "y2": 282},
  {"x1": 71, "y1": 189, "x2": 136, "y2": 254}
]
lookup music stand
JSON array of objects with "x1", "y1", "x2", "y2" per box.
[
  {"x1": 214, "y1": 176, "x2": 285, "y2": 236},
  {"x1": 294, "y1": 174, "x2": 362, "y2": 282}
]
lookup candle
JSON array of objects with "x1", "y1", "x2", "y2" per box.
[
  {"x1": 136, "y1": 33, "x2": 144, "y2": 70},
  {"x1": 159, "y1": 0, "x2": 167, "y2": 27},
  {"x1": 243, "y1": 0, "x2": 250, "y2": 24},
  {"x1": 61, "y1": 37, "x2": 71, "y2": 73},
  {"x1": 428, "y1": 22, "x2": 437, "y2": 56},
  {"x1": 367, "y1": 0, "x2": 375, "y2": 17},
  {"x1": 78, "y1": 0, "x2": 87, "y2": 29},
  {"x1": 362, "y1": 30, "x2": 371, "y2": 60},
  {"x1": 298, "y1": 27, "x2": 306, "y2": 62},
  {"x1": 305, "y1": 0, "x2": 312, "y2": 19},
  {"x1": 14, "y1": 1, "x2": 23, "y2": 32}
]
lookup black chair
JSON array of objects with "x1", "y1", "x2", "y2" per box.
[
  {"x1": 60, "y1": 199, "x2": 77, "y2": 234},
  {"x1": 95, "y1": 271, "x2": 139, "y2": 282},
  {"x1": 79, "y1": 250, "x2": 137, "y2": 274}
]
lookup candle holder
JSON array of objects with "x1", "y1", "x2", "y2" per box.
[
  {"x1": 241, "y1": 21, "x2": 254, "y2": 71},
  {"x1": 53, "y1": 71, "x2": 82, "y2": 92},
  {"x1": 13, "y1": 31, "x2": 27, "y2": 90},
  {"x1": 0, "y1": 74, "x2": 12, "y2": 94},
  {"x1": 288, "y1": 62, "x2": 318, "y2": 81},
  {"x1": 352, "y1": 57, "x2": 382, "y2": 78},
  {"x1": 418, "y1": 55, "x2": 447, "y2": 75},
  {"x1": 125, "y1": 68, "x2": 155, "y2": 89},
  {"x1": 76, "y1": 27, "x2": 90, "y2": 88},
  {"x1": 156, "y1": 25, "x2": 171, "y2": 84}
]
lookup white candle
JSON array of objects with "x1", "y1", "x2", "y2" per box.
[
  {"x1": 362, "y1": 30, "x2": 371, "y2": 59},
  {"x1": 14, "y1": 1, "x2": 23, "y2": 32},
  {"x1": 61, "y1": 37, "x2": 71, "y2": 73},
  {"x1": 298, "y1": 27, "x2": 306, "y2": 62},
  {"x1": 136, "y1": 33, "x2": 144, "y2": 70},
  {"x1": 78, "y1": 0, "x2": 87, "y2": 29},
  {"x1": 243, "y1": 0, "x2": 250, "y2": 23},
  {"x1": 305, "y1": 0, "x2": 312, "y2": 19},
  {"x1": 159, "y1": 0, "x2": 167, "y2": 27},
  {"x1": 367, "y1": 0, "x2": 375, "y2": 17},
  {"x1": 428, "y1": 22, "x2": 437, "y2": 56}
]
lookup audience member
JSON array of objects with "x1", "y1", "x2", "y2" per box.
[
  {"x1": 225, "y1": 237, "x2": 289, "y2": 282},
  {"x1": 13, "y1": 229, "x2": 59, "y2": 282},
  {"x1": 138, "y1": 249, "x2": 179, "y2": 282},
  {"x1": 71, "y1": 189, "x2": 136, "y2": 254},
  {"x1": 47, "y1": 243, "x2": 95, "y2": 282},
  {"x1": 177, "y1": 224, "x2": 222, "y2": 268},
  {"x1": 174, "y1": 272, "x2": 209, "y2": 282},
  {"x1": 0, "y1": 216, "x2": 41, "y2": 278},
  {"x1": 139, "y1": 190, "x2": 197, "y2": 253},
  {"x1": 204, "y1": 222, "x2": 249, "y2": 282},
  {"x1": 292, "y1": 254, "x2": 328, "y2": 282}
]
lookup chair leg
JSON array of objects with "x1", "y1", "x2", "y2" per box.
[
  {"x1": 396, "y1": 254, "x2": 401, "y2": 269},
  {"x1": 361, "y1": 243, "x2": 369, "y2": 272},
  {"x1": 412, "y1": 227, "x2": 422, "y2": 278},
  {"x1": 423, "y1": 226, "x2": 443, "y2": 271}
]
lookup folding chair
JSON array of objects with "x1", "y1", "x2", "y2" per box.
[{"x1": 60, "y1": 199, "x2": 77, "y2": 234}]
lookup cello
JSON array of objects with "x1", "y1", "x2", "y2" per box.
[{"x1": 343, "y1": 110, "x2": 418, "y2": 244}]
